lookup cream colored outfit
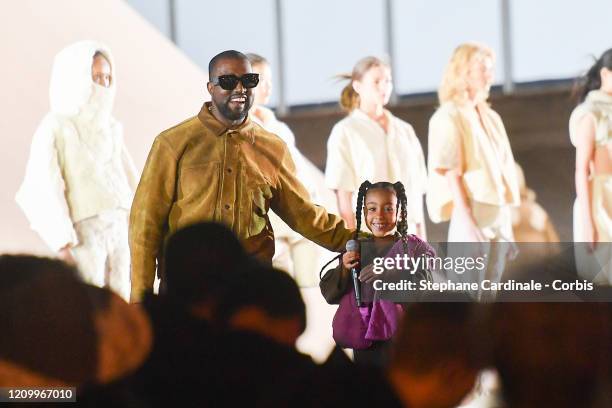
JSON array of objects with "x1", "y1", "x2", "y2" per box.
[
  {"x1": 16, "y1": 41, "x2": 137, "y2": 299},
  {"x1": 511, "y1": 163, "x2": 559, "y2": 243},
  {"x1": 427, "y1": 102, "x2": 520, "y2": 237},
  {"x1": 569, "y1": 90, "x2": 612, "y2": 284},
  {"x1": 325, "y1": 108, "x2": 427, "y2": 233},
  {"x1": 427, "y1": 102, "x2": 520, "y2": 298},
  {"x1": 254, "y1": 112, "x2": 337, "y2": 286}
]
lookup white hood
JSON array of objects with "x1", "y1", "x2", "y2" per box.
[{"x1": 49, "y1": 40, "x2": 116, "y2": 117}]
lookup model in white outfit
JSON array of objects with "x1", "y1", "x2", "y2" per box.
[
  {"x1": 16, "y1": 41, "x2": 137, "y2": 300},
  {"x1": 325, "y1": 56, "x2": 427, "y2": 238},
  {"x1": 247, "y1": 54, "x2": 337, "y2": 287},
  {"x1": 569, "y1": 48, "x2": 612, "y2": 285}
]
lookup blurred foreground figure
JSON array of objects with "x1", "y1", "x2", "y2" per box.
[
  {"x1": 16, "y1": 41, "x2": 137, "y2": 300},
  {"x1": 131, "y1": 222, "x2": 318, "y2": 407},
  {"x1": 0, "y1": 255, "x2": 151, "y2": 404},
  {"x1": 277, "y1": 296, "x2": 484, "y2": 408},
  {"x1": 493, "y1": 302, "x2": 611, "y2": 408}
]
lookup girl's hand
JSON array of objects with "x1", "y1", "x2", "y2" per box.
[
  {"x1": 358, "y1": 264, "x2": 377, "y2": 284},
  {"x1": 342, "y1": 251, "x2": 360, "y2": 270}
]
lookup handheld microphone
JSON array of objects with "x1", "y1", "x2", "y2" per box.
[{"x1": 346, "y1": 239, "x2": 362, "y2": 307}]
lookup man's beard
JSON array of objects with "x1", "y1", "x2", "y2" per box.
[{"x1": 216, "y1": 94, "x2": 253, "y2": 122}]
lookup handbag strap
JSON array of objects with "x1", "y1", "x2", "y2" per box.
[{"x1": 319, "y1": 252, "x2": 343, "y2": 280}]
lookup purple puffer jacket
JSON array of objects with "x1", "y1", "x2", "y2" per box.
[{"x1": 332, "y1": 234, "x2": 435, "y2": 349}]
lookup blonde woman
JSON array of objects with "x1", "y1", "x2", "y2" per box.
[
  {"x1": 427, "y1": 43, "x2": 520, "y2": 290},
  {"x1": 569, "y1": 48, "x2": 612, "y2": 284},
  {"x1": 246, "y1": 53, "x2": 336, "y2": 287},
  {"x1": 325, "y1": 56, "x2": 427, "y2": 239}
]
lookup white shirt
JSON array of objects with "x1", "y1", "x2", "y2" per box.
[{"x1": 426, "y1": 102, "x2": 520, "y2": 224}]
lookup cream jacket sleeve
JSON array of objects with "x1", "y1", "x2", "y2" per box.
[
  {"x1": 118, "y1": 127, "x2": 140, "y2": 192},
  {"x1": 15, "y1": 114, "x2": 78, "y2": 252},
  {"x1": 325, "y1": 123, "x2": 358, "y2": 192},
  {"x1": 426, "y1": 107, "x2": 462, "y2": 223},
  {"x1": 398, "y1": 122, "x2": 428, "y2": 225}
]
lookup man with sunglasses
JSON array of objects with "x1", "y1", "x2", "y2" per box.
[{"x1": 129, "y1": 50, "x2": 353, "y2": 302}]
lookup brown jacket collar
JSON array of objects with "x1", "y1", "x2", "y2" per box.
[{"x1": 197, "y1": 102, "x2": 256, "y2": 142}]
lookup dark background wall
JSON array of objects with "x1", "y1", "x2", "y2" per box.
[{"x1": 282, "y1": 86, "x2": 576, "y2": 242}]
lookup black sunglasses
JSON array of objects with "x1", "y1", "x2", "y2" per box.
[{"x1": 212, "y1": 73, "x2": 259, "y2": 90}]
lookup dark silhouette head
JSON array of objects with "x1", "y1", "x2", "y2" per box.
[
  {"x1": 388, "y1": 296, "x2": 484, "y2": 408},
  {"x1": 163, "y1": 222, "x2": 250, "y2": 305},
  {"x1": 219, "y1": 263, "x2": 306, "y2": 346}
]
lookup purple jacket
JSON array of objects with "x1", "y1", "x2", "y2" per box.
[{"x1": 332, "y1": 234, "x2": 435, "y2": 349}]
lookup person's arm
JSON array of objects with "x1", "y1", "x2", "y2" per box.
[
  {"x1": 271, "y1": 146, "x2": 353, "y2": 252},
  {"x1": 407, "y1": 123, "x2": 428, "y2": 240},
  {"x1": 335, "y1": 189, "x2": 356, "y2": 229},
  {"x1": 428, "y1": 107, "x2": 486, "y2": 241},
  {"x1": 325, "y1": 124, "x2": 358, "y2": 220},
  {"x1": 445, "y1": 169, "x2": 487, "y2": 242},
  {"x1": 129, "y1": 137, "x2": 178, "y2": 302},
  {"x1": 118, "y1": 126, "x2": 140, "y2": 192},
  {"x1": 15, "y1": 115, "x2": 79, "y2": 253},
  {"x1": 574, "y1": 113, "x2": 597, "y2": 248}
]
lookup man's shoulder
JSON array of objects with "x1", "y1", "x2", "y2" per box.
[{"x1": 156, "y1": 115, "x2": 207, "y2": 147}]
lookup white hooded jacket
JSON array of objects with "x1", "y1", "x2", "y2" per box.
[{"x1": 16, "y1": 41, "x2": 138, "y2": 252}]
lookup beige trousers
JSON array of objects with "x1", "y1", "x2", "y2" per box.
[{"x1": 446, "y1": 202, "x2": 514, "y2": 300}]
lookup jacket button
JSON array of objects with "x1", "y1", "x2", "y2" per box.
[
  {"x1": 224, "y1": 204, "x2": 230, "y2": 210},
  {"x1": 227, "y1": 167, "x2": 232, "y2": 173}
]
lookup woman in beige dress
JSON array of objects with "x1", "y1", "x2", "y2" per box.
[
  {"x1": 325, "y1": 56, "x2": 427, "y2": 239},
  {"x1": 569, "y1": 48, "x2": 612, "y2": 285},
  {"x1": 427, "y1": 43, "x2": 520, "y2": 291}
]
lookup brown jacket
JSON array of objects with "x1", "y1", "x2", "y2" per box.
[{"x1": 129, "y1": 103, "x2": 352, "y2": 301}]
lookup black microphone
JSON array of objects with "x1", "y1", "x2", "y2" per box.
[{"x1": 346, "y1": 239, "x2": 362, "y2": 307}]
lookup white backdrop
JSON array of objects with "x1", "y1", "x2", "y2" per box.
[{"x1": 127, "y1": 0, "x2": 612, "y2": 106}]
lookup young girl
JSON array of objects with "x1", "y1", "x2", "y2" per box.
[{"x1": 320, "y1": 181, "x2": 434, "y2": 367}]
